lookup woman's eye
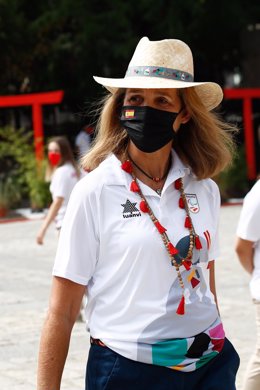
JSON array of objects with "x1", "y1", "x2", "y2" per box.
[
  {"x1": 158, "y1": 97, "x2": 169, "y2": 105},
  {"x1": 127, "y1": 95, "x2": 142, "y2": 104}
]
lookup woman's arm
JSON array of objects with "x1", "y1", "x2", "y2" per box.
[
  {"x1": 235, "y1": 237, "x2": 254, "y2": 274},
  {"x1": 209, "y1": 260, "x2": 220, "y2": 314},
  {"x1": 36, "y1": 197, "x2": 64, "y2": 245},
  {"x1": 37, "y1": 276, "x2": 86, "y2": 390}
]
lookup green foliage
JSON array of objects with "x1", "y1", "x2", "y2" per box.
[
  {"x1": 216, "y1": 146, "x2": 250, "y2": 200},
  {"x1": 0, "y1": 177, "x2": 10, "y2": 208},
  {"x1": 0, "y1": 178, "x2": 11, "y2": 217},
  {"x1": 0, "y1": 0, "x2": 259, "y2": 107},
  {"x1": 0, "y1": 175, "x2": 21, "y2": 209},
  {"x1": 0, "y1": 126, "x2": 51, "y2": 209}
]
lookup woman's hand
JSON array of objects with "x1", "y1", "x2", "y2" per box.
[
  {"x1": 36, "y1": 197, "x2": 64, "y2": 245},
  {"x1": 36, "y1": 229, "x2": 45, "y2": 245}
]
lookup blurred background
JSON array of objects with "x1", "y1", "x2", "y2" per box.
[{"x1": 0, "y1": 0, "x2": 259, "y2": 215}]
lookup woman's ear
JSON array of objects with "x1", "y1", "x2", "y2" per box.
[
  {"x1": 180, "y1": 109, "x2": 191, "y2": 124},
  {"x1": 173, "y1": 108, "x2": 191, "y2": 132}
]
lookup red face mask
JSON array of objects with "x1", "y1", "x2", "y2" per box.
[{"x1": 48, "y1": 151, "x2": 61, "y2": 166}]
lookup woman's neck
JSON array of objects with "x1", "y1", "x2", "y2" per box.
[
  {"x1": 128, "y1": 143, "x2": 172, "y2": 175},
  {"x1": 127, "y1": 142, "x2": 172, "y2": 191}
]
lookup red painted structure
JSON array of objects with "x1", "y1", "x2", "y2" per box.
[
  {"x1": 224, "y1": 88, "x2": 260, "y2": 180},
  {"x1": 0, "y1": 89, "x2": 258, "y2": 179},
  {"x1": 0, "y1": 90, "x2": 64, "y2": 161}
]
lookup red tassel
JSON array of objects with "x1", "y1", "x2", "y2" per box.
[
  {"x1": 184, "y1": 216, "x2": 192, "y2": 229},
  {"x1": 195, "y1": 236, "x2": 202, "y2": 250},
  {"x1": 155, "y1": 221, "x2": 167, "y2": 234},
  {"x1": 182, "y1": 260, "x2": 192, "y2": 270},
  {"x1": 130, "y1": 180, "x2": 139, "y2": 192},
  {"x1": 121, "y1": 160, "x2": 133, "y2": 173},
  {"x1": 176, "y1": 295, "x2": 185, "y2": 315},
  {"x1": 140, "y1": 199, "x2": 149, "y2": 213},
  {"x1": 167, "y1": 242, "x2": 179, "y2": 255},
  {"x1": 179, "y1": 197, "x2": 185, "y2": 209},
  {"x1": 174, "y1": 178, "x2": 182, "y2": 190}
]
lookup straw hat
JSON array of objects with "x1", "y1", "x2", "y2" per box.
[{"x1": 93, "y1": 37, "x2": 223, "y2": 110}]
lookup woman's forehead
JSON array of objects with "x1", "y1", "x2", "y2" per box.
[
  {"x1": 126, "y1": 88, "x2": 178, "y2": 97},
  {"x1": 48, "y1": 141, "x2": 60, "y2": 150}
]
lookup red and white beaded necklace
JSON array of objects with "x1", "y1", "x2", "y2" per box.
[{"x1": 121, "y1": 159, "x2": 202, "y2": 315}]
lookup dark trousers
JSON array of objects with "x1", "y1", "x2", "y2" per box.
[{"x1": 85, "y1": 337, "x2": 240, "y2": 390}]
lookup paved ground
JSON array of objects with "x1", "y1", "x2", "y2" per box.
[{"x1": 0, "y1": 205, "x2": 255, "y2": 390}]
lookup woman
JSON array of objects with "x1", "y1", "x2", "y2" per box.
[
  {"x1": 37, "y1": 37, "x2": 239, "y2": 389},
  {"x1": 36, "y1": 136, "x2": 79, "y2": 245}
]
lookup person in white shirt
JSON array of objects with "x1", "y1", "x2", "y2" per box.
[
  {"x1": 36, "y1": 136, "x2": 79, "y2": 245},
  {"x1": 37, "y1": 37, "x2": 239, "y2": 390},
  {"x1": 236, "y1": 179, "x2": 260, "y2": 390},
  {"x1": 75, "y1": 125, "x2": 93, "y2": 158}
]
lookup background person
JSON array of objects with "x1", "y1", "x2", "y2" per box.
[
  {"x1": 37, "y1": 37, "x2": 239, "y2": 390},
  {"x1": 75, "y1": 124, "x2": 93, "y2": 158},
  {"x1": 36, "y1": 136, "x2": 80, "y2": 245},
  {"x1": 235, "y1": 179, "x2": 260, "y2": 390}
]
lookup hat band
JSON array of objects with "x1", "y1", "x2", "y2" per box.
[{"x1": 125, "y1": 66, "x2": 194, "y2": 82}]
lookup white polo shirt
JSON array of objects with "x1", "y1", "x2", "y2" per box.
[
  {"x1": 53, "y1": 151, "x2": 224, "y2": 371},
  {"x1": 50, "y1": 163, "x2": 78, "y2": 228},
  {"x1": 237, "y1": 180, "x2": 260, "y2": 300}
]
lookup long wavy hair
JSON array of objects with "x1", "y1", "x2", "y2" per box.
[{"x1": 81, "y1": 88, "x2": 237, "y2": 179}]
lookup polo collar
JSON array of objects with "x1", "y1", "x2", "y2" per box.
[
  {"x1": 166, "y1": 149, "x2": 191, "y2": 183},
  {"x1": 101, "y1": 150, "x2": 192, "y2": 196},
  {"x1": 137, "y1": 150, "x2": 191, "y2": 196}
]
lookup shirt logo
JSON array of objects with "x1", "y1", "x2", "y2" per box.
[
  {"x1": 121, "y1": 199, "x2": 141, "y2": 218},
  {"x1": 186, "y1": 194, "x2": 200, "y2": 213}
]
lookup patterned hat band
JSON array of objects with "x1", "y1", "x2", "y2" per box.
[{"x1": 125, "y1": 66, "x2": 194, "y2": 82}]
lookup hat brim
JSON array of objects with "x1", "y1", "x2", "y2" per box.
[{"x1": 93, "y1": 76, "x2": 223, "y2": 111}]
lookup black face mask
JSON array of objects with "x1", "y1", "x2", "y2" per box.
[{"x1": 120, "y1": 105, "x2": 180, "y2": 153}]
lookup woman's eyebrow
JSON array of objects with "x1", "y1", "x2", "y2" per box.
[
  {"x1": 153, "y1": 90, "x2": 173, "y2": 98},
  {"x1": 127, "y1": 89, "x2": 142, "y2": 93}
]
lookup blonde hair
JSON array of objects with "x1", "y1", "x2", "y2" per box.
[
  {"x1": 81, "y1": 89, "x2": 127, "y2": 170},
  {"x1": 82, "y1": 88, "x2": 236, "y2": 179},
  {"x1": 175, "y1": 88, "x2": 237, "y2": 178}
]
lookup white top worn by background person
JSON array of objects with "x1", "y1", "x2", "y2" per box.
[
  {"x1": 53, "y1": 151, "x2": 224, "y2": 372},
  {"x1": 237, "y1": 180, "x2": 260, "y2": 300},
  {"x1": 75, "y1": 129, "x2": 91, "y2": 158},
  {"x1": 50, "y1": 163, "x2": 79, "y2": 229}
]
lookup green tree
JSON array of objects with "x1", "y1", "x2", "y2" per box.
[
  {"x1": 0, "y1": 126, "x2": 51, "y2": 209},
  {"x1": 0, "y1": 0, "x2": 259, "y2": 109}
]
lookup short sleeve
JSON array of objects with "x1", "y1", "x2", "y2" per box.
[
  {"x1": 237, "y1": 182, "x2": 260, "y2": 242},
  {"x1": 207, "y1": 181, "x2": 221, "y2": 261},
  {"x1": 51, "y1": 168, "x2": 72, "y2": 199},
  {"x1": 52, "y1": 181, "x2": 99, "y2": 285}
]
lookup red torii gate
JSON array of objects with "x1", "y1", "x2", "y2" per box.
[
  {"x1": 0, "y1": 90, "x2": 64, "y2": 161},
  {"x1": 224, "y1": 88, "x2": 260, "y2": 180},
  {"x1": 0, "y1": 88, "x2": 258, "y2": 179}
]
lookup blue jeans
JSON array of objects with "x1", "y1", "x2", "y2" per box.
[{"x1": 85, "y1": 337, "x2": 240, "y2": 390}]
